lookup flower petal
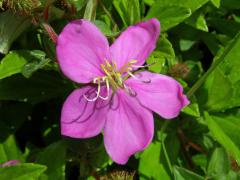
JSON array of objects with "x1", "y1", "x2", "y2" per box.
[
  {"x1": 110, "y1": 18, "x2": 160, "y2": 69},
  {"x1": 104, "y1": 89, "x2": 154, "y2": 164},
  {"x1": 57, "y1": 19, "x2": 110, "y2": 83},
  {"x1": 61, "y1": 86, "x2": 109, "y2": 138},
  {"x1": 126, "y1": 71, "x2": 190, "y2": 119}
]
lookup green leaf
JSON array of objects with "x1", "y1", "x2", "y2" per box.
[
  {"x1": 222, "y1": 0, "x2": 240, "y2": 9},
  {"x1": 146, "y1": 0, "x2": 210, "y2": 31},
  {"x1": 0, "y1": 51, "x2": 27, "y2": 80},
  {"x1": 204, "y1": 112, "x2": 240, "y2": 166},
  {"x1": 211, "y1": 0, "x2": 221, "y2": 8},
  {"x1": 0, "y1": 163, "x2": 47, "y2": 180},
  {"x1": 21, "y1": 50, "x2": 51, "y2": 78},
  {"x1": 0, "y1": 135, "x2": 23, "y2": 164},
  {"x1": 192, "y1": 154, "x2": 208, "y2": 173},
  {"x1": 207, "y1": 148, "x2": 230, "y2": 179},
  {"x1": 146, "y1": 5, "x2": 191, "y2": 32},
  {"x1": 93, "y1": 20, "x2": 119, "y2": 37},
  {"x1": 83, "y1": 0, "x2": 98, "y2": 21},
  {"x1": 156, "y1": 0, "x2": 209, "y2": 11},
  {"x1": 0, "y1": 11, "x2": 31, "y2": 54},
  {"x1": 0, "y1": 50, "x2": 52, "y2": 80},
  {"x1": 147, "y1": 36, "x2": 175, "y2": 73},
  {"x1": 182, "y1": 102, "x2": 200, "y2": 117},
  {"x1": 208, "y1": 18, "x2": 240, "y2": 38},
  {"x1": 198, "y1": 33, "x2": 240, "y2": 111},
  {"x1": 185, "y1": 11, "x2": 208, "y2": 32},
  {"x1": 139, "y1": 141, "x2": 171, "y2": 180},
  {"x1": 173, "y1": 166, "x2": 205, "y2": 180},
  {"x1": 0, "y1": 71, "x2": 73, "y2": 103},
  {"x1": 36, "y1": 141, "x2": 66, "y2": 180},
  {"x1": 113, "y1": 0, "x2": 141, "y2": 26}
]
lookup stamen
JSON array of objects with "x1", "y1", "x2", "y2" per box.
[
  {"x1": 127, "y1": 72, "x2": 151, "y2": 83},
  {"x1": 83, "y1": 78, "x2": 101, "y2": 101},
  {"x1": 98, "y1": 77, "x2": 110, "y2": 100},
  {"x1": 124, "y1": 84, "x2": 137, "y2": 97},
  {"x1": 132, "y1": 61, "x2": 156, "y2": 68}
]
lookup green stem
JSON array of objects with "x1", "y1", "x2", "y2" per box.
[
  {"x1": 186, "y1": 33, "x2": 240, "y2": 98},
  {"x1": 162, "y1": 139, "x2": 173, "y2": 173},
  {"x1": 160, "y1": 121, "x2": 172, "y2": 173}
]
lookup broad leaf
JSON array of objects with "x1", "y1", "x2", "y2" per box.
[
  {"x1": 146, "y1": 5, "x2": 191, "y2": 32},
  {"x1": 0, "y1": 11, "x2": 31, "y2": 54},
  {"x1": 204, "y1": 112, "x2": 240, "y2": 165},
  {"x1": 0, "y1": 163, "x2": 47, "y2": 180},
  {"x1": 198, "y1": 33, "x2": 240, "y2": 111},
  {"x1": 0, "y1": 51, "x2": 27, "y2": 80},
  {"x1": 36, "y1": 141, "x2": 66, "y2": 180},
  {"x1": 207, "y1": 147, "x2": 230, "y2": 179},
  {"x1": 139, "y1": 141, "x2": 171, "y2": 180}
]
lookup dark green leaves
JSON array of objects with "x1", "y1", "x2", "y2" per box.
[{"x1": 0, "y1": 71, "x2": 72, "y2": 103}]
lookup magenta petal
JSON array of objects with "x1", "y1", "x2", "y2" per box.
[
  {"x1": 110, "y1": 18, "x2": 160, "y2": 69},
  {"x1": 104, "y1": 89, "x2": 154, "y2": 164},
  {"x1": 61, "y1": 86, "x2": 109, "y2": 138},
  {"x1": 57, "y1": 19, "x2": 110, "y2": 83},
  {"x1": 126, "y1": 71, "x2": 190, "y2": 119}
]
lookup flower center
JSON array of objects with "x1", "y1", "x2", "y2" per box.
[
  {"x1": 99, "y1": 60, "x2": 136, "y2": 91},
  {"x1": 83, "y1": 60, "x2": 152, "y2": 102}
]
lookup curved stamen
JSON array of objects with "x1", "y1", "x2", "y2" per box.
[
  {"x1": 83, "y1": 78, "x2": 101, "y2": 101},
  {"x1": 127, "y1": 71, "x2": 151, "y2": 83},
  {"x1": 98, "y1": 77, "x2": 110, "y2": 100},
  {"x1": 132, "y1": 61, "x2": 156, "y2": 69}
]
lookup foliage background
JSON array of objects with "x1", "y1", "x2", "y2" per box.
[{"x1": 0, "y1": 0, "x2": 240, "y2": 179}]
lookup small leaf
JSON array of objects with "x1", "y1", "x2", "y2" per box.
[
  {"x1": 0, "y1": 51, "x2": 27, "y2": 80},
  {"x1": 0, "y1": 135, "x2": 24, "y2": 164},
  {"x1": 185, "y1": 11, "x2": 208, "y2": 32},
  {"x1": 211, "y1": 0, "x2": 221, "y2": 8},
  {"x1": 207, "y1": 147, "x2": 230, "y2": 178}
]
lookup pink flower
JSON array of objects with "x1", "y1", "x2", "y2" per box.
[{"x1": 57, "y1": 18, "x2": 189, "y2": 164}]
